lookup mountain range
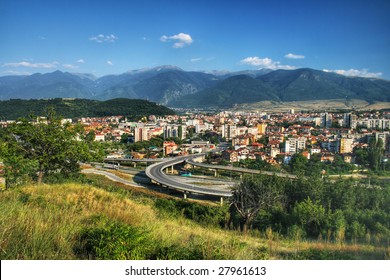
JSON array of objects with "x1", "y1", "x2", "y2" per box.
[{"x1": 1, "y1": 66, "x2": 389, "y2": 108}]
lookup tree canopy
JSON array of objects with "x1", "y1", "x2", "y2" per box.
[
  {"x1": 0, "y1": 110, "x2": 90, "y2": 187},
  {"x1": 230, "y1": 175, "x2": 285, "y2": 233}
]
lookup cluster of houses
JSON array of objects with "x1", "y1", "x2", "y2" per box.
[
  {"x1": 2, "y1": 110, "x2": 389, "y2": 177},
  {"x1": 6, "y1": 110, "x2": 384, "y2": 165}
]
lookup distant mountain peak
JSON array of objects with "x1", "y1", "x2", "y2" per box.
[
  {"x1": 155, "y1": 65, "x2": 184, "y2": 71},
  {"x1": 126, "y1": 65, "x2": 183, "y2": 75},
  {"x1": 72, "y1": 73, "x2": 98, "y2": 81}
]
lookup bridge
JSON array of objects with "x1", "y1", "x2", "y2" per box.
[
  {"x1": 186, "y1": 158, "x2": 298, "y2": 179},
  {"x1": 103, "y1": 157, "x2": 167, "y2": 167},
  {"x1": 144, "y1": 153, "x2": 298, "y2": 204},
  {"x1": 145, "y1": 154, "x2": 232, "y2": 204}
]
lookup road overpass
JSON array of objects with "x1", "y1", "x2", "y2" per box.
[
  {"x1": 144, "y1": 153, "x2": 298, "y2": 204},
  {"x1": 145, "y1": 154, "x2": 232, "y2": 204},
  {"x1": 103, "y1": 157, "x2": 167, "y2": 167},
  {"x1": 186, "y1": 158, "x2": 298, "y2": 179}
]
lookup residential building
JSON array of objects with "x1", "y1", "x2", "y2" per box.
[
  {"x1": 339, "y1": 138, "x2": 353, "y2": 154},
  {"x1": 285, "y1": 137, "x2": 306, "y2": 155}
]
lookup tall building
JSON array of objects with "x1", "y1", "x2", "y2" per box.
[
  {"x1": 134, "y1": 126, "x2": 149, "y2": 142},
  {"x1": 320, "y1": 113, "x2": 333, "y2": 128},
  {"x1": 375, "y1": 132, "x2": 390, "y2": 151},
  {"x1": 164, "y1": 125, "x2": 187, "y2": 140},
  {"x1": 285, "y1": 137, "x2": 306, "y2": 155},
  {"x1": 257, "y1": 123, "x2": 267, "y2": 135},
  {"x1": 339, "y1": 138, "x2": 353, "y2": 154},
  {"x1": 222, "y1": 124, "x2": 237, "y2": 140},
  {"x1": 343, "y1": 113, "x2": 357, "y2": 129}
]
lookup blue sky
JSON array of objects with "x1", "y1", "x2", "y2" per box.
[{"x1": 1, "y1": 0, "x2": 389, "y2": 79}]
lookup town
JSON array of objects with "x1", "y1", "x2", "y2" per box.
[{"x1": 27, "y1": 109, "x2": 389, "y2": 174}]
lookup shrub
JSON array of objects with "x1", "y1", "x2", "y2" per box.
[{"x1": 74, "y1": 220, "x2": 153, "y2": 260}]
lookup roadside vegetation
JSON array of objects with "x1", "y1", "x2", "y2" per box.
[{"x1": 0, "y1": 175, "x2": 389, "y2": 260}]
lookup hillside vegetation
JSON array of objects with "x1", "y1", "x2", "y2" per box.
[
  {"x1": 0, "y1": 175, "x2": 388, "y2": 260},
  {"x1": 0, "y1": 98, "x2": 175, "y2": 120}
]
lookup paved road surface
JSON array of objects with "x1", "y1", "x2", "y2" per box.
[
  {"x1": 82, "y1": 169, "x2": 143, "y2": 187},
  {"x1": 145, "y1": 154, "x2": 232, "y2": 197}
]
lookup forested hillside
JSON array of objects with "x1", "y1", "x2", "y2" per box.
[{"x1": 0, "y1": 98, "x2": 175, "y2": 120}]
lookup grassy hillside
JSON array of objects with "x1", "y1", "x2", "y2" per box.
[
  {"x1": 0, "y1": 176, "x2": 388, "y2": 260},
  {"x1": 0, "y1": 98, "x2": 175, "y2": 120}
]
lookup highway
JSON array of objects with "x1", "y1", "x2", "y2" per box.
[
  {"x1": 186, "y1": 158, "x2": 298, "y2": 179},
  {"x1": 145, "y1": 153, "x2": 299, "y2": 198},
  {"x1": 103, "y1": 157, "x2": 167, "y2": 163},
  {"x1": 145, "y1": 154, "x2": 233, "y2": 198}
]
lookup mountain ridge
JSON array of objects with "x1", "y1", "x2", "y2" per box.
[{"x1": 1, "y1": 66, "x2": 389, "y2": 108}]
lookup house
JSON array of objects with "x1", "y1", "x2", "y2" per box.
[
  {"x1": 320, "y1": 152, "x2": 335, "y2": 162},
  {"x1": 270, "y1": 147, "x2": 280, "y2": 158},
  {"x1": 163, "y1": 141, "x2": 178, "y2": 156},
  {"x1": 301, "y1": 150, "x2": 311, "y2": 160},
  {"x1": 94, "y1": 133, "x2": 105, "y2": 141},
  {"x1": 342, "y1": 153, "x2": 354, "y2": 163},
  {"x1": 131, "y1": 152, "x2": 146, "y2": 159},
  {"x1": 310, "y1": 147, "x2": 321, "y2": 154},
  {"x1": 251, "y1": 142, "x2": 264, "y2": 150},
  {"x1": 190, "y1": 146, "x2": 203, "y2": 154},
  {"x1": 222, "y1": 150, "x2": 238, "y2": 162}
]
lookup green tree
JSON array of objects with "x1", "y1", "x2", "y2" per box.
[
  {"x1": 4, "y1": 110, "x2": 89, "y2": 185},
  {"x1": 289, "y1": 153, "x2": 308, "y2": 175},
  {"x1": 230, "y1": 175, "x2": 285, "y2": 233},
  {"x1": 292, "y1": 197, "x2": 327, "y2": 237},
  {"x1": 368, "y1": 138, "x2": 384, "y2": 171},
  {"x1": 0, "y1": 128, "x2": 36, "y2": 188},
  {"x1": 354, "y1": 147, "x2": 369, "y2": 166}
]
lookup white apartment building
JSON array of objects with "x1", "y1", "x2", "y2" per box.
[{"x1": 285, "y1": 137, "x2": 306, "y2": 155}]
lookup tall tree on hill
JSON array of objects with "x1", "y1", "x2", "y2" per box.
[
  {"x1": 3, "y1": 109, "x2": 89, "y2": 185},
  {"x1": 230, "y1": 175, "x2": 285, "y2": 233},
  {"x1": 368, "y1": 138, "x2": 384, "y2": 171}
]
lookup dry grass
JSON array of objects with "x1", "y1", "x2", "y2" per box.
[
  {"x1": 235, "y1": 99, "x2": 390, "y2": 112},
  {"x1": 0, "y1": 182, "x2": 387, "y2": 260}
]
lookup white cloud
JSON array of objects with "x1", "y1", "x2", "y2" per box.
[
  {"x1": 190, "y1": 57, "x2": 203, "y2": 62},
  {"x1": 106, "y1": 60, "x2": 113, "y2": 66},
  {"x1": 1, "y1": 70, "x2": 32, "y2": 76},
  {"x1": 323, "y1": 68, "x2": 382, "y2": 78},
  {"x1": 89, "y1": 34, "x2": 118, "y2": 43},
  {"x1": 285, "y1": 53, "x2": 305, "y2": 59},
  {"x1": 77, "y1": 59, "x2": 85, "y2": 64},
  {"x1": 160, "y1": 33, "x2": 193, "y2": 48},
  {"x1": 240, "y1": 56, "x2": 296, "y2": 70},
  {"x1": 63, "y1": 64, "x2": 79, "y2": 69},
  {"x1": 2, "y1": 61, "x2": 59, "y2": 69}
]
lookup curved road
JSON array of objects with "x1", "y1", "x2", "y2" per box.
[
  {"x1": 103, "y1": 158, "x2": 167, "y2": 163},
  {"x1": 145, "y1": 154, "x2": 232, "y2": 198},
  {"x1": 186, "y1": 158, "x2": 298, "y2": 179},
  {"x1": 145, "y1": 153, "x2": 299, "y2": 198}
]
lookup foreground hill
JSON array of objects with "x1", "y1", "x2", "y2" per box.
[
  {"x1": 0, "y1": 178, "x2": 386, "y2": 260},
  {"x1": 0, "y1": 98, "x2": 175, "y2": 120}
]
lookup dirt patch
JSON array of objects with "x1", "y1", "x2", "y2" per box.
[{"x1": 234, "y1": 99, "x2": 390, "y2": 112}]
